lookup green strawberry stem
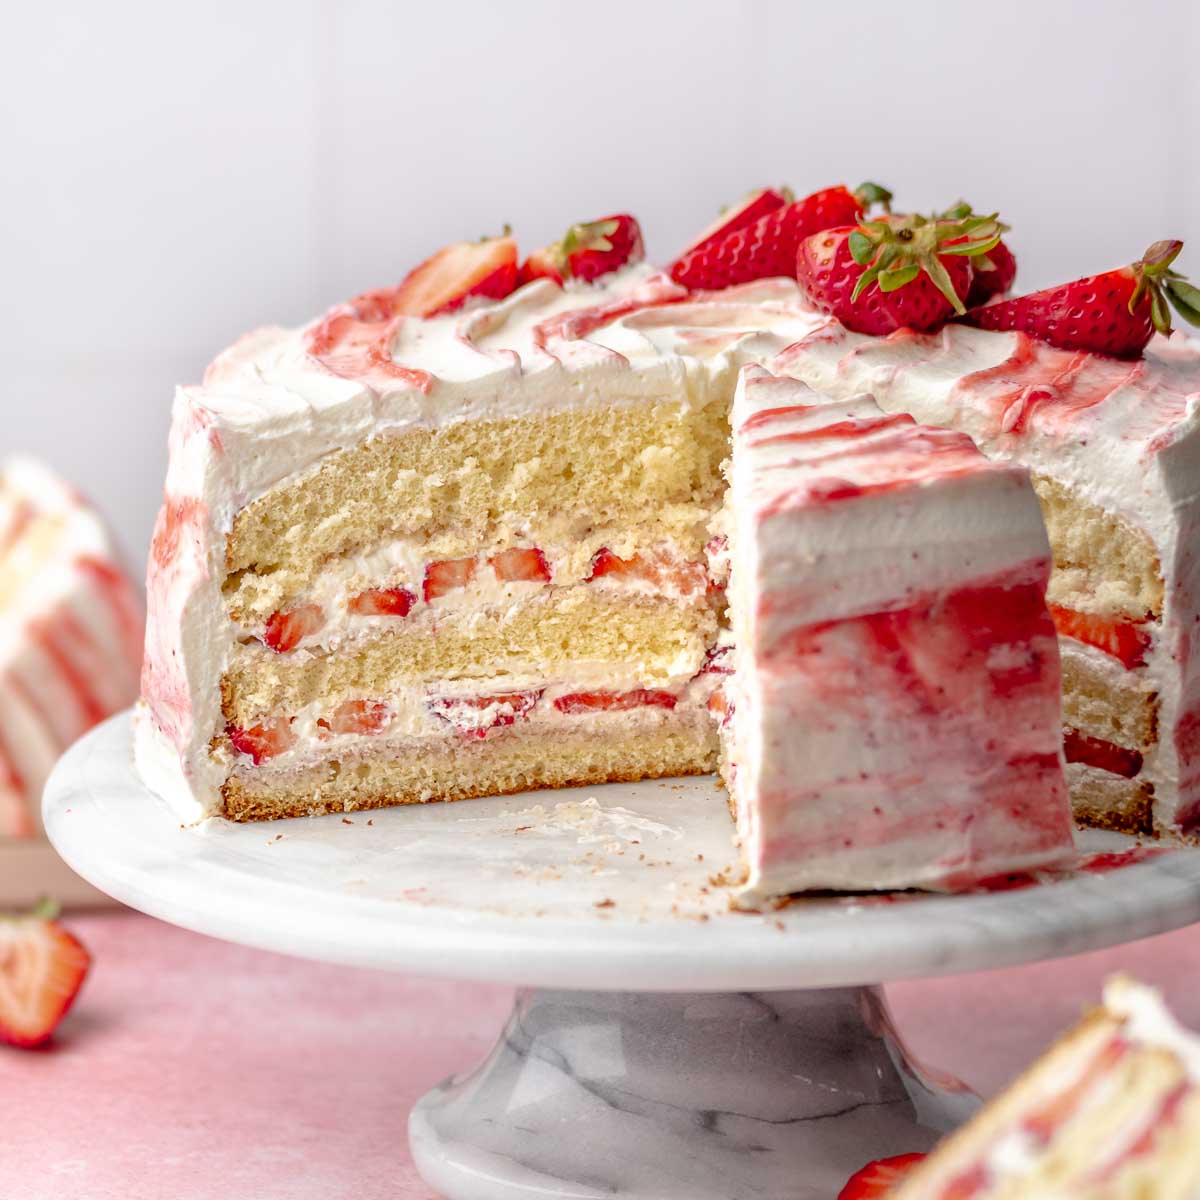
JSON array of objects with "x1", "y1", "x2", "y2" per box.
[
  {"x1": 1132, "y1": 240, "x2": 1200, "y2": 334},
  {"x1": 849, "y1": 212, "x2": 1002, "y2": 313}
]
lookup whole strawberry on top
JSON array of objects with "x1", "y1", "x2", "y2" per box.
[
  {"x1": 940, "y1": 200, "x2": 1018, "y2": 305},
  {"x1": 518, "y1": 215, "x2": 644, "y2": 286},
  {"x1": 796, "y1": 210, "x2": 1003, "y2": 335},
  {"x1": 964, "y1": 239, "x2": 1200, "y2": 359},
  {"x1": 669, "y1": 182, "x2": 891, "y2": 290},
  {"x1": 0, "y1": 899, "x2": 91, "y2": 1048}
]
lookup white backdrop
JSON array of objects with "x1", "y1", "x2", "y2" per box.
[{"x1": 3, "y1": 0, "x2": 1197, "y2": 568}]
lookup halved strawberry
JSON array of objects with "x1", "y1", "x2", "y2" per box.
[
  {"x1": 519, "y1": 215, "x2": 644, "y2": 286},
  {"x1": 1063, "y1": 728, "x2": 1143, "y2": 779},
  {"x1": 796, "y1": 211, "x2": 1002, "y2": 335},
  {"x1": 489, "y1": 547, "x2": 552, "y2": 584},
  {"x1": 1048, "y1": 604, "x2": 1151, "y2": 669},
  {"x1": 553, "y1": 689, "x2": 678, "y2": 714},
  {"x1": 394, "y1": 233, "x2": 518, "y2": 318},
  {"x1": 0, "y1": 900, "x2": 91, "y2": 1048},
  {"x1": 838, "y1": 1153, "x2": 927, "y2": 1200},
  {"x1": 670, "y1": 184, "x2": 887, "y2": 290},
  {"x1": 262, "y1": 604, "x2": 324, "y2": 653},
  {"x1": 586, "y1": 548, "x2": 707, "y2": 595},
  {"x1": 423, "y1": 557, "x2": 478, "y2": 602},
  {"x1": 227, "y1": 717, "x2": 296, "y2": 764},
  {"x1": 707, "y1": 689, "x2": 730, "y2": 721},
  {"x1": 347, "y1": 587, "x2": 416, "y2": 618},
  {"x1": 963, "y1": 239, "x2": 1200, "y2": 359},
  {"x1": 318, "y1": 699, "x2": 392, "y2": 737},
  {"x1": 428, "y1": 691, "x2": 540, "y2": 738},
  {"x1": 671, "y1": 187, "x2": 791, "y2": 265}
]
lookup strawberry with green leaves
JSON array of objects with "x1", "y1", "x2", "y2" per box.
[
  {"x1": 670, "y1": 183, "x2": 891, "y2": 290},
  {"x1": 518, "y1": 215, "x2": 644, "y2": 286},
  {"x1": 940, "y1": 201, "x2": 1017, "y2": 305},
  {"x1": 796, "y1": 210, "x2": 1003, "y2": 335},
  {"x1": 964, "y1": 239, "x2": 1200, "y2": 359}
]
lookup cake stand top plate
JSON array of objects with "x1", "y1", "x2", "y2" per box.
[{"x1": 44, "y1": 712, "x2": 1200, "y2": 992}]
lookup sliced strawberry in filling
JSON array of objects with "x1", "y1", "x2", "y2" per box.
[
  {"x1": 318, "y1": 699, "x2": 392, "y2": 737},
  {"x1": 1063, "y1": 728, "x2": 1144, "y2": 778},
  {"x1": 1048, "y1": 604, "x2": 1151, "y2": 669},
  {"x1": 489, "y1": 547, "x2": 552, "y2": 584},
  {"x1": 262, "y1": 603, "x2": 324, "y2": 652},
  {"x1": 553, "y1": 688, "x2": 678, "y2": 715},
  {"x1": 586, "y1": 548, "x2": 708, "y2": 595},
  {"x1": 428, "y1": 690, "x2": 541, "y2": 738},
  {"x1": 423, "y1": 557, "x2": 478, "y2": 602},
  {"x1": 227, "y1": 717, "x2": 296, "y2": 764},
  {"x1": 347, "y1": 587, "x2": 416, "y2": 618}
]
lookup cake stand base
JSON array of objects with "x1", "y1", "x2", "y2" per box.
[{"x1": 409, "y1": 984, "x2": 977, "y2": 1200}]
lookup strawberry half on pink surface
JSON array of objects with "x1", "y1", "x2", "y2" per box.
[
  {"x1": 394, "y1": 232, "x2": 518, "y2": 317},
  {"x1": 837, "y1": 1153, "x2": 927, "y2": 1199},
  {"x1": 0, "y1": 900, "x2": 91, "y2": 1048},
  {"x1": 518, "y1": 215, "x2": 644, "y2": 286},
  {"x1": 963, "y1": 239, "x2": 1200, "y2": 359},
  {"x1": 796, "y1": 210, "x2": 1003, "y2": 335},
  {"x1": 670, "y1": 183, "x2": 890, "y2": 291}
]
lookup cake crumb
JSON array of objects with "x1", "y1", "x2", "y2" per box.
[
  {"x1": 514, "y1": 825, "x2": 532, "y2": 833},
  {"x1": 341, "y1": 817, "x2": 353, "y2": 825},
  {"x1": 367, "y1": 818, "x2": 374, "y2": 826},
  {"x1": 594, "y1": 898, "x2": 615, "y2": 909}
]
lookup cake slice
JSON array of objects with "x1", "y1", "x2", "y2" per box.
[
  {"x1": 778, "y1": 325, "x2": 1200, "y2": 841},
  {"x1": 720, "y1": 368, "x2": 1074, "y2": 899},
  {"x1": 0, "y1": 459, "x2": 142, "y2": 836},
  {"x1": 891, "y1": 979, "x2": 1200, "y2": 1198}
]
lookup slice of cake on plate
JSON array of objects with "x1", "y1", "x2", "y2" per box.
[
  {"x1": 890, "y1": 978, "x2": 1200, "y2": 1198},
  {"x1": 720, "y1": 368, "x2": 1073, "y2": 899},
  {"x1": 0, "y1": 459, "x2": 142, "y2": 903}
]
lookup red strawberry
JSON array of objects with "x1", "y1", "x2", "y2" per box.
[
  {"x1": 394, "y1": 233, "x2": 518, "y2": 317},
  {"x1": 553, "y1": 689, "x2": 678, "y2": 714},
  {"x1": 796, "y1": 211, "x2": 1002, "y2": 335},
  {"x1": 1048, "y1": 604, "x2": 1150, "y2": 669},
  {"x1": 489, "y1": 547, "x2": 552, "y2": 583},
  {"x1": 347, "y1": 587, "x2": 416, "y2": 618},
  {"x1": 227, "y1": 717, "x2": 296, "y2": 764},
  {"x1": 428, "y1": 690, "x2": 540, "y2": 737},
  {"x1": 838, "y1": 1153, "x2": 927, "y2": 1199},
  {"x1": 939, "y1": 202, "x2": 1017, "y2": 306},
  {"x1": 519, "y1": 215, "x2": 644, "y2": 286},
  {"x1": 263, "y1": 604, "x2": 324, "y2": 653},
  {"x1": 318, "y1": 699, "x2": 392, "y2": 736},
  {"x1": 964, "y1": 239, "x2": 1200, "y2": 359},
  {"x1": 670, "y1": 183, "x2": 887, "y2": 290},
  {"x1": 1063, "y1": 729, "x2": 1143, "y2": 779},
  {"x1": 587, "y1": 548, "x2": 708, "y2": 595},
  {"x1": 672, "y1": 187, "x2": 791, "y2": 264},
  {"x1": 0, "y1": 900, "x2": 91, "y2": 1048},
  {"x1": 423, "y1": 557, "x2": 478, "y2": 602}
]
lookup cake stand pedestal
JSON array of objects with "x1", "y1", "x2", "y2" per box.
[{"x1": 45, "y1": 713, "x2": 1200, "y2": 1200}]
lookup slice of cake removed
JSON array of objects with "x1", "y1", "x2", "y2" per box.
[
  {"x1": 892, "y1": 979, "x2": 1200, "y2": 1198},
  {"x1": 0, "y1": 459, "x2": 142, "y2": 837},
  {"x1": 721, "y1": 368, "x2": 1074, "y2": 900}
]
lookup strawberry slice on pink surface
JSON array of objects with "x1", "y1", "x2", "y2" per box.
[
  {"x1": 318, "y1": 699, "x2": 392, "y2": 737},
  {"x1": 423, "y1": 557, "x2": 478, "y2": 602},
  {"x1": 837, "y1": 1153, "x2": 927, "y2": 1200},
  {"x1": 347, "y1": 587, "x2": 416, "y2": 618},
  {"x1": 670, "y1": 183, "x2": 888, "y2": 290},
  {"x1": 519, "y1": 215, "x2": 644, "y2": 286},
  {"x1": 964, "y1": 239, "x2": 1200, "y2": 359},
  {"x1": 395, "y1": 233, "x2": 519, "y2": 317},
  {"x1": 489, "y1": 548, "x2": 552, "y2": 584},
  {"x1": 0, "y1": 900, "x2": 91, "y2": 1049},
  {"x1": 262, "y1": 604, "x2": 324, "y2": 653},
  {"x1": 553, "y1": 689, "x2": 678, "y2": 715},
  {"x1": 227, "y1": 717, "x2": 296, "y2": 764}
]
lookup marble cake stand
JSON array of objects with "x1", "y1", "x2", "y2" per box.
[{"x1": 45, "y1": 712, "x2": 1200, "y2": 1200}]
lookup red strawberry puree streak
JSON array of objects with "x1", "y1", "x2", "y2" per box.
[{"x1": 756, "y1": 576, "x2": 1067, "y2": 880}]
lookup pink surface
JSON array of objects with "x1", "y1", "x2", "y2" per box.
[{"x1": 3, "y1": 911, "x2": 1200, "y2": 1200}]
